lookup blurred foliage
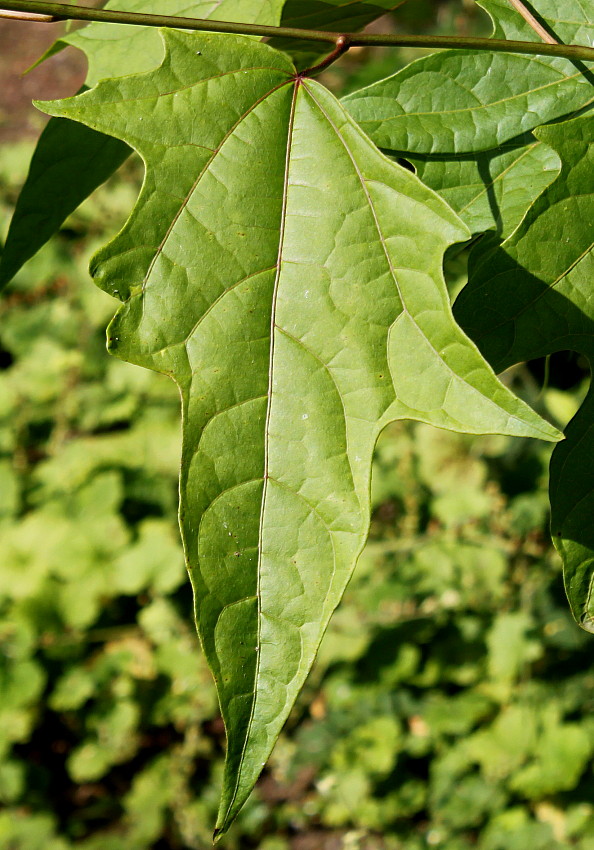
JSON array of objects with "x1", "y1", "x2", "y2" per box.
[{"x1": 2, "y1": 2, "x2": 594, "y2": 848}]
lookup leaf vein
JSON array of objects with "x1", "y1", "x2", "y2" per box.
[{"x1": 219, "y1": 77, "x2": 300, "y2": 827}]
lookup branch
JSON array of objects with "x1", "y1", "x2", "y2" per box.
[{"x1": 1, "y1": 0, "x2": 594, "y2": 63}]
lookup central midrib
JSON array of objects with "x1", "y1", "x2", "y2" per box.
[{"x1": 219, "y1": 76, "x2": 300, "y2": 826}]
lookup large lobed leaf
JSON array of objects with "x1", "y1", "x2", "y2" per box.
[
  {"x1": 39, "y1": 31, "x2": 559, "y2": 834},
  {"x1": 453, "y1": 114, "x2": 594, "y2": 632}
]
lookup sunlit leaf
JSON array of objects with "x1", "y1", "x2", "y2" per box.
[
  {"x1": 342, "y1": 0, "x2": 594, "y2": 156},
  {"x1": 341, "y1": 0, "x2": 593, "y2": 244},
  {"x1": 50, "y1": 0, "x2": 287, "y2": 87},
  {"x1": 40, "y1": 30, "x2": 560, "y2": 835},
  {"x1": 342, "y1": 50, "x2": 593, "y2": 154}
]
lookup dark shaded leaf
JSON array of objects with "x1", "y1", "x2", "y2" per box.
[{"x1": 454, "y1": 114, "x2": 594, "y2": 631}]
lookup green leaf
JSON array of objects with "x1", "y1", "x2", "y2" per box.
[
  {"x1": 53, "y1": 0, "x2": 287, "y2": 88},
  {"x1": 342, "y1": 49, "x2": 593, "y2": 154},
  {"x1": 453, "y1": 114, "x2": 594, "y2": 631},
  {"x1": 509, "y1": 715, "x2": 591, "y2": 798},
  {"x1": 271, "y1": 1, "x2": 405, "y2": 65},
  {"x1": 405, "y1": 133, "x2": 560, "y2": 238},
  {"x1": 0, "y1": 117, "x2": 129, "y2": 291},
  {"x1": 281, "y1": 0, "x2": 402, "y2": 31},
  {"x1": 479, "y1": 0, "x2": 594, "y2": 43},
  {"x1": 340, "y1": 0, "x2": 593, "y2": 244},
  {"x1": 342, "y1": 0, "x2": 594, "y2": 156},
  {"x1": 486, "y1": 612, "x2": 541, "y2": 685},
  {"x1": 114, "y1": 520, "x2": 185, "y2": 595},
  {"x1": 465, "y1": 705, "x2": 536, "y2": 779},
  {"x1": 0, "y1": 0, "x2": 283, "y2": 290},
  {"x1": 39, "y1": 31, "x2": 560, "y2": 834}
]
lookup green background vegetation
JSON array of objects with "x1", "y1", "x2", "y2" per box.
[{"x1": 2, "y1": 2, "x2": 594, "y2": 848}]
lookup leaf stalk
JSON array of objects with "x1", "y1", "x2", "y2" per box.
[
  {"x1": 300, "y1": 35, "x2": 351, "y2": 77},
  {"x1": 507, "y1": 0, "x2": 558, "y2": 44},
  {"x1": 2, "y1": 0, "x2": 594, "y2": 63},
  {"x1": 0, "y1": 7, "x2": 55, "y2": 19}
]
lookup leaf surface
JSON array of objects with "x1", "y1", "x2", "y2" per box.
[
  {"x1": 0, "y1": 0, "x2": 282, "y2": 290},
  {"x1": 342, "y1": 0, "x2": 594, "y2": 155},
  {"x1": 342, "y1": 49, "x2": 594, "y2": 154},
  {"x1": 480, "y1": 0, "x2": 594, "y2": 43},
  {"x1": 281, "y1": 0, "x2": 400, "y2": 30},
  {"x1": 39, "y1": 31, "x2": 560, "y2": 834},
  {"x1": 405, "y1": 133, "x2": 560, "y2": 237},
  {"x1": 453, "y1": 114, "x2": 594, "y2": 631},
  {"x1": 57, "y1": 0, "x2": 287, "y2": 87},
  {"x1": 341, "y1": 0, "x2": 593, "y2": 243}
]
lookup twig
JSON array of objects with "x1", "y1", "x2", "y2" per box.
[
  {"x1": 507, "y1": 0, "x2": 558, "y2": 44},
  {"x1": 0, "y1": 0, "x2": 592, "y2": 63},
  {"x1": 300, "y1": 35, "x2": 351, "y2": 77}
]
